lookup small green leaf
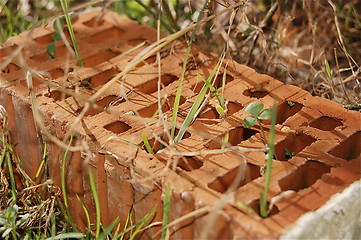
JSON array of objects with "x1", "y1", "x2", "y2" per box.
[
  {"x1": 258, "y1": 109, "x2": 272, "y2": 120},
  {"x1": 245, "y1": 102, "x2": 264, "y2": 117},
  {"x1": 52, "y1": 32, "x2": 61, "y2": 41},
  {"x1": 284, "y1": 148, "x2": 295, "y2": 159},
  {"x1": 287, "y1": 101, "x2": 296, "y2": 107},
  {"x1": 324, "y1": 59, "x2": 332, "y2": 80},
  {"x1": 53, "y1": 17, "x2": 65, "y2": 33},
  {"x1": 47, "y1": 42, "x2": 55, "y2": 58},
  {"x1": 244, "y1": 28, "x2": 253, "y2": 37},
  {"x1": 244, "y1": 116, "x2": 257, "y2": 128}
]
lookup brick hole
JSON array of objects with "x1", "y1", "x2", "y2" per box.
[
  {"x1": 243, "y1": 88, "x2": 268, "y2": 99},
  {"x1": 34, "y1": 29, "x2": 72, "y2": 45},
  {"x1": 128, "y1": 38, "x2": 149, "y2": 47},
  {"x1": 248, "y1": 199, "x2": 279, "y2": 217},
  {"x1": 48, "y1": 68, "x2": 64, "y2": 79},
  {"x1": 192, "y1": 73, "x2": 234, "y2": 94},
  {"x1": 177, "y1": 156, "x2": 203, "y2": 171},
  {"x1": 104, "y1": 121, "x2": 131, "y2": 134},
  {"x1": 136, "y1": 74, "x2": 178, "y2": 94},
  {"x1": 275, "y1": 133, "x2": 316, "y2": 161},
  {"x1": 2, "y1": 63, "x2": 20, "y2": 73},
  {"x1": 138, "y1": 95, "x2": 186, "y2": 118},
  {"x1": 208, "y1": 163, "x2": 261, "y2": 193},
  {"x1": 34, "y1": 33, "x2": 53, "y2": 45},
  {"x1": 214, "y1": 73, "x2": 234, "y2": 88},
  {"x1": 276, "y1": 101, "x2": 303, "y2": 124},
  {"x1": 198, "y1": 105, "x2": 219, "y2": 125},
  {"x1": 30, "y1": 45, "x2": 68, "y2": 62},
  {"x1": 207, "y1": 127, "x2": 258, "y2": 149},
  {"x1": 328, "y1": 131, "x2": 361, "y2": 160},
  {"x1": 77, "y1": 95, "x2": 120, "y2": 117},
  {"x1": 309, "y1": 116, "x2": 343, "y2": 131},
  {"x1": 83, "y1": 27, "x2": 124, "y2": 43},
  {"x1": 83, "y1": 17, "x2": 105, "y2": 27},
  {"x1": 279, "y1": 160, "x2": 331, "y2": 192},
  {"x1": 145, "y1": 55, "x2": 156, "y2": 64},
  {"x1": 227, "y1": 101, "x2": 243, "y2": 115},
  {"x1": 145, "y1": 129, "x2": 191, "y2": 154},
  {"x1": 45, "y1": 90, "x2": 71, "y2": 101},
  {"x1": 83, "y1": 50, "x2": 119, "y2": 67},
  {"x1": 85, "y1": 68, "x2": 119, "y2": 88},
  {"x1": 198, "y1": 102, "x2": 243, "y2": 125}
]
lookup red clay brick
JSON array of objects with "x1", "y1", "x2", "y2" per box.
[{"x1": 1, "y1": 8, "x2": 360, "y2": 239}]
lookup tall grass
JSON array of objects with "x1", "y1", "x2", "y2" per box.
[
  {"x1": 59, "y1": 0, "x2": 83, "y2": 66},
  {"x1": 259, "y1": 100, "x2": 277, "y2": 218}
]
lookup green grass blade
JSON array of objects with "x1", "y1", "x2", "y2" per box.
[
  {"x1": 221, "y1": 67, "x2": 227, "y2": 101},
  {"x1": 142, "y1": 132, "x2": 154, "y2": 154},
  {"x1": 61, "y1": 134, "x2": 73, "y2": 209},
  {"x1": 161, "y1": 185, "x2": 171, "y2": 240},
  {"x1": 170, "y1": 0, "x2": 209, "y2": 141},
  {"x1": 75, "y1": 194, "x2": 91, "y2": 231},
  {"x1": 190, "y1": 0, "x2": 210, "y2": 41},
  {"x1": 6, "y1": 152, "x2": 17, "y2": 203},
  {"x1": 60, "y1": 134, "x2": 77, "y2": 230},
  {"x1": 171, "y1": 44, "x2": 191, "y2": 140},
  {"x1": 34, "y1": 142, "x2": 47, "y2": 181},
  {"x1": 259, "y1": 99, "x2": 277, "y2": 218},
  {"x1": 115, "y1": 207, "x2": 132, "y2": 239},
  {"x1": 45, "y1": 232, "x2": 84, "y2": 240},
  {"x1": 161, "y1": 0, "x2": 180, "y2": 32},
  {"x1": 324, "y1": 59, "x2": 332, "y2": 80},
  {"x1": 60, "y1": 0, "x2": 83, "y2": 66},
  {"x1": 237, "y1": 200, "x2": 258, "y2": 216},
  {"x1": 174, "y1": 83, "x2": 208, "y2": 143},
  {"x1": 97, "y1": 218, "x2": 119, "y2": 240},
  {"x1": 88, "y1": 167, "x2": 101, "y2": 238},
  {"x1": 0, "y1": 144, "x2": 6, "y2": 167},
  {"x1": 129, "y1": 207, "x2": 156, "y2": 240},
  {"x1": 198, "y1": 73, "x2": 226, "y2": 111}
]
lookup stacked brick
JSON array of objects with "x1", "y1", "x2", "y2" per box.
[{"x1": 1, "y1": 8, "x2": 360, "y2": 239}]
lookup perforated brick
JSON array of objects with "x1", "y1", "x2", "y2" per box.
[{"x1": 1, "y1": 8, "x2": 360, "y2": 239}]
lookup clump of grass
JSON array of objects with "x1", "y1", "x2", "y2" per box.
[
  {"x1": 0, "y1": 107, "x2": 157, "y2": 239},
  {"x1": 174, "y1": 54, "x2": 223, "y2": 143}
]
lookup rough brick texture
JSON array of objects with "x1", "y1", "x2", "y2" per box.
[{"x1": 1, "y1": 8, "x2": 360, "y2": 239}]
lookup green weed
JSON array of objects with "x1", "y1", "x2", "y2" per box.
[
  {"x1": 243, "y1": 100, "x2": 277, "y2": 218},
  {"x1": 244, "y1": 102, "x2": 272, "y2": 145}
]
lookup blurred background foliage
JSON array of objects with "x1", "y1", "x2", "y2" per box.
[{"x1": 1, "y1": 0, "x2": 360, "y2": 107}]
